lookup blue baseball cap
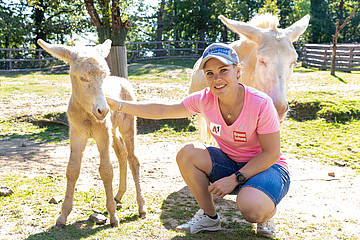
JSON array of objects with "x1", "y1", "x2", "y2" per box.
[{"x1": 199, "y1": 43, "x2": 239, "y2": 69}]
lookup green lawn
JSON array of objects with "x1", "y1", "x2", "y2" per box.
[{"x1": 0, "y1": 61, "x2": 359, "y2": 239}]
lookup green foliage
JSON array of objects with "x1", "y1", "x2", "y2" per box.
[
  {"x1": 25, "y1": 0, "x2": 93, "y2": 47},
  {"x1": 0, "y1": 2, "x2": 30, "y2": 49},
  {"x1": 258, "y1": 0, "x2": 280, "y2": 16}
]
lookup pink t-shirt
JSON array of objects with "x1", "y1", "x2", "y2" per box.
[{"x1": 182, "y1": 84, "x2": 287, "y2": 170}]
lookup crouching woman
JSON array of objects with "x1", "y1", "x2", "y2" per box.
[{"x1": 106, "y1": 43, "x2": 290, "y2": 238}]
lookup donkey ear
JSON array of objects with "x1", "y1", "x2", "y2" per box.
[
  {"x1": 219, "y1": 15, "x2": 263, "y2": 44},
  {"x1": 95, "y1": 39, "x2": 112, "y2": 58},
  {"x1": 37, "y1": 39, "x2": 76, "y2": 64},
  {"x1": 284, "y1": 14, "x2": 310, "y2": 42}
]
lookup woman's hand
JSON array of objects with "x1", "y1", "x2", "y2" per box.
[
  {"x1": 208, "y1": 174, "x2": 238, "y2": 198},
  {"x1": 106, "y1": 97, "x2": 120, "y2": 111}
]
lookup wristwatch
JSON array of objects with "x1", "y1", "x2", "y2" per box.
[{"x1": 235, "y1": 171, "x2": 247, "y2": 185}]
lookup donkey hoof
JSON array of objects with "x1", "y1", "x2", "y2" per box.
[
  {"x1": 139, "y1": 212, "x2": 146, "y2": 219},
  {"x1": 56, "y1": 216, "x2": 67, "y2": 227},
  {"x1": 116, "y1": 202, "x2": 122, "y2": 210},
  {"x1": 55, "y1": 222, "x2": 65, "y2": 228},
  {"x1": 110, "y1": 221, "x2": 119, "y2": 228}
]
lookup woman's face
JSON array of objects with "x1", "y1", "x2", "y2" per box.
[{"x1": 203, "y1": 58, "x2": 240, "y2": 97}]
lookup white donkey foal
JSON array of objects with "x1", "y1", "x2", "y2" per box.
[
  {"x1": 37, "y1": 39, "x2": 146, "y2": 227},
  {"x1": 189, "y1": 13, "x2": 310, "y2": 141}
]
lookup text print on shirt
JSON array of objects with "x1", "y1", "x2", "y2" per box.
[
  {"x1": 209, "y1": 122, "x2": 221, "y2": 136},
  {"x1": 233, "y1": 131, "x2": 247, "y2": 142}
]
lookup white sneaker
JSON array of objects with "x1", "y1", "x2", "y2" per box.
[
  {"x1": 176, "y1": 209, "x2": 221, "y2": 234},
  {"x1": 257, "y1": 219, "x2": 276, "y2": 238}
]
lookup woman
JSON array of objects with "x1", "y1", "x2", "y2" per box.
[{"x1": 106, "y1": 43, "x2": 290, "y2": 238}]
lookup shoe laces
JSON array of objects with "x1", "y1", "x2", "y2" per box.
[
  {"x1": 188, "y1": 209, "x2": 207, "y2": 225},
  {"x1": 258, "y1": 219, "x2": 275, "y2": 232}
]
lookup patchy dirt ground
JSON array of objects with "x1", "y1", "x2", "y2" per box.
[{"x1": 0, "y1": 78, "x2": 359, "y2": 239}]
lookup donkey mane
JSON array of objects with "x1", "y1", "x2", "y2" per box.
[{"x1": 249, "y1": 13, "x2": 279, "y2": 29}]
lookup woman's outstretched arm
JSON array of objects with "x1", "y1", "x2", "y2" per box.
[{"x1": 106, "y1": 97, "x2": 194, "y2": 120}]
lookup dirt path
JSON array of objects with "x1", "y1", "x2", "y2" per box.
[{"x1": 0, "y1": 135, "x2": 359, "y2": 239}]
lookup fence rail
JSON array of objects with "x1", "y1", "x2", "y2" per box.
[
  {"x1": 0, "y1": 40, "x2": 209, "y2": 73},
  {"x1": 1, "y1": 41, "x2": 359, "y2": 73},
  {"x1": 299, "y1": 43, "x2": 360, "y2": 72}
]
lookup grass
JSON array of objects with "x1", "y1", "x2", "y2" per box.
[
  {"x1": 0, "y1": 61, "x2": 360, "y2": 239},
  {"x1": 0, "y1": 174, "x2": 260, "y2": 240}
]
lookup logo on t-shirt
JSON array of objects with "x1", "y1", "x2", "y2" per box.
[
  {"x1": 233, "y1": 131, "x2": 247, "y2": 142},
  {"x1": 209, "y1": 122, "x2": 221, "y2": 136}
]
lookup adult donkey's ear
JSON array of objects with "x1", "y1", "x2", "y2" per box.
[
  {"x1": 37, "y1": 39, "x2": 76, "y2": 64},
  {"x1": 219, "y1": 15, "x2": 263, "y2": 44},
  {"x1": 95, "y1": 39, "x2": 112, "y2": 58},
  {"x1": 284, "y1": 14, "x2": 310, "y2": 42}
]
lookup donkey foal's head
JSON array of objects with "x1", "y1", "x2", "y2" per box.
[{"x1": 37, "y1": 39, "x2": 112, "y2": 121}]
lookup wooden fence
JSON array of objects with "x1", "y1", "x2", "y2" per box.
[
  {"x1": 299, "y1": 43, "x2": 360, "y2": 72},
  {"x1": 1, "y1": 41, "x2": 359, "y2": 73},
  {"x1": 0, "y1": 40, "x2": 209, "y2": 73}
]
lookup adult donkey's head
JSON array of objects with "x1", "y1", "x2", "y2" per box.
[
  {"x1": 219, "y1": 14, "x2": 310, "y2": 121},
  {"x1": 37, "y1": 39, "x2": 112, "y2": 121}
]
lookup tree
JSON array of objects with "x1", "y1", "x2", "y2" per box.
[
  {"x1": 258, "y1": 0, "x2": 280, "y2": 16},
  {"x1": 0, "y1": 2, "x2": 29, "y2": 49},
  {"x1": 25, "y1": 0, "x2": 92, "y2": 48},
  {"x1": 84, "y1": 0, "x2": 134, "y2": 78},
  {"x1": 329, "y1": 0, "x2": 360, "y2": 43},
  {"x1": 309, "y1": 0, "x2": 334, "y2": 43},
  {"x1": 330, "y1": 4, "x2": 358, "y2": 75}
]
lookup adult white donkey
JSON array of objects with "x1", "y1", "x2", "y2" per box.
[
  {"x1": 189, "y1": 14, "x2": 310, "y2": 141},
  {"x1": 37, "y1": 39, "x2": 146, "y2": 227}
]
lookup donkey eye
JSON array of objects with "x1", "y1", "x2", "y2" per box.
[
  {"x1": 80, "y1": 77, "x2": 90, "y2": 83},
  {"x1": 259, "y1": 59, "x2": 267, "y2": 67}
]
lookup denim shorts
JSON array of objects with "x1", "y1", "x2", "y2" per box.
[{"x1": 206, "y1": 146, "x2": 290, "y2": 206}]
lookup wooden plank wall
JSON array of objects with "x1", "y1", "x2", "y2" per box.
[
  {"x1": 1, "y1": 42, "x2": 360, "y2": 73},
  {"x1": 300, "y1": 44, "x2": 360, "y2": 72}
]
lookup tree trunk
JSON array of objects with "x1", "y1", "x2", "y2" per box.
[
  {"x1": 33, "y1": 0, "x2": 47, "y2": 48},
  {"x1": 330, "y1": 6, "x2": 357, "y2": 76},
  {"x1": 107, "y1": 46, "x2": 128, "y2": 78},
  {"x1": 156, "y1": 0, "x2": 166, "y2": 57},
  {"x1": 85, "y1": 0, "x2": 130, "y2": 78},
  {"x1": 330, "y1": 23, "x2": 338, "y2": 75}
]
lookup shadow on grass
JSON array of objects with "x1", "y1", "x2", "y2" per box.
[
  {"x1": 25, "y1": 220, "x2": 111, "y2": 240},
  {"x1": 160, "y1": 186, "x2": 269, "y2": 240},
  {"x1": 0, "y1": 66, "x2": 69, "y2": 78},
  {"x1": 332, "y1": 74, "x2": 346, "y2": 83},
  {"x1": 137, "y1": 117, "x2": 195, "y2": 134}
]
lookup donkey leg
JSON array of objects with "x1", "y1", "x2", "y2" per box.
[
  {"x1": 94, "y1": 129, "x2": 119, "y2": 227},
  {"x1": 56, "y1": 129, "x2": 87, "y2": 227},
  {"x1": 123, "y1": 133, "x2": 146, "y2": 219},
  {"x1": 112, "y1": 131, "x2": 128, "y2": 204}
]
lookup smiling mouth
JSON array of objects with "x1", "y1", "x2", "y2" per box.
[{"x1": 214, "y1": 84, "x2": 226, "y2": 89}]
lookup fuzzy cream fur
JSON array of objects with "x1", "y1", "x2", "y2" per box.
[{"x1": 37, "y1": 39, "x2": 146, "y2": 227}]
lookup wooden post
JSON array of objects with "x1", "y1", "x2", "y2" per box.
[
  {"x1": 107, "y1": 45, "x2": 128, "y2": 78},
  {"x1": 302, "y1": 45, "x2": 308, "y2": 68},
  {"x1": 195, "y1": 41, "x2": 198, "y2": 56},
  {"x1": 348, "y1": 47, "x2": 354, "y2": 73},
  {"x1": 9, "y1": 50, "x2": 12, "y2": 70},
  {"x1": 322, "y1": 48, "x2": 328, "y2": 70},
  {"x1": 167, "y1": 41, "x2": 171, "y2": 57},
  {"x1": 38, "y1": 50, "x2": 42, "y2": 69}
]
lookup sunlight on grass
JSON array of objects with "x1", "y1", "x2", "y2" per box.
[{"x1": 281, "y1": 118, "x2": 360, "y2": 171}]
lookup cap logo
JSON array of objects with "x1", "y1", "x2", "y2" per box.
[{"x1": 203, "y1": 47, "x2": 231, "y2": 58}]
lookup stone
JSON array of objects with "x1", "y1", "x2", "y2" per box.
[
  {"x1": 89, "y1": 213, "x2": 107, "y2": 225},
  {"x1": 328, "y1": 172, "x2": 335, "y2": 177},
  {"x1": 334, "y1": 161, "x2": 346, "y2": 167},
  {"x1": 49, "y1": 196, "x2": 63, "y2": 204},
  {"x1": 0, "y1": 187, "x2": 14, "y2": 196}
]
